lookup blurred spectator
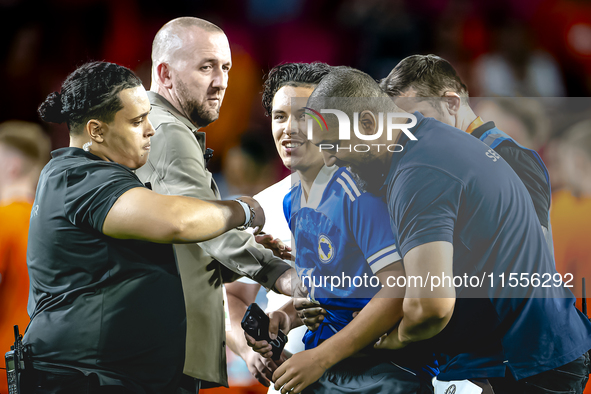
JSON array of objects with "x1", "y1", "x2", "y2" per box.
[
  {"x1": 551, "y1": 120, "x2": 591, "y2": 329},
  {"x1": 427, "y1": 0, "x2": 488, "y2": 91},
  {"x1": 531, "y1": 0, "x2": 591, "y2": 96},
  {"x1": 337, "y1": 0, "x2": 421, "y2": 77},
  {"x1": 558, "y1": 120, "x2": 591, "y2": 197},
  {"x1": 542, "y1": 137, "x2": 567, "y2": 191},
  {"x1": 474, "y1": 97, "x2": 550, "y2": 150},
  {"x1": 246, "y1": 0, "x2": 303, "y2": 25},
  {"x1": 473, "y1": 18, "x2": 565, "y2": 96},
  {"x1": 0, "y1": 120, "x2": 50, "y2": 394}
]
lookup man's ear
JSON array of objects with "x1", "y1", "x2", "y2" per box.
[
  {"x1": 443, "y1": 92, "x2": 461, "y2": 115},
  {"x1": 156, "y1": 63, "x2": 173, "y2": 89},
  {"x1": 85, "y1": 119, "x2": 105, "y2": 143},
  {"x1": 359, "y1": 110, "x2": 378, "y2": 135}
]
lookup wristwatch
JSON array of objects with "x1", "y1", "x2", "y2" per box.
[{"x1": 235, "y1": 199, "x2": 256, "y2": 230}]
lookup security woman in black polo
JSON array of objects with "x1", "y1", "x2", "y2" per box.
[{"x1": 25, "y1": 61, "x2": 264, "y2": 394}]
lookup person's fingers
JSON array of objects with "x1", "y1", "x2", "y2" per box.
[
  {"x1": 273, "y1": 367, "x2": 290, "y2": 391},
  {"x1": 247, "y1": 354, "x2": 272, "y2": 386},
  {"x1": 301, "y1": 317, "x2": 310, "y2": 330},
  {"x1": 269, "y1": 310, "x2": 292, "y2": 337},
  {"x1": 268, "y1": 318, "x2": 280, "y2": 341},
  {"x1": 281, "y1": 251, "x2": 294, "y2": 260},
  {"x1": 297, "y1": 306, "x2": 325, "y2": 331},
  {"x1": 305, "y1": 315, "x2": 324, "y2": 325},
  {"x1": 303, "y1": 307, "x2": 325, "y2": 317},
  {"x1": 274, "y1": 238, "x2": 286, "y2": 249},
  {"x1": 253, "y1": 370, "x2": 270, "y2": 387},
  {"x1": 258, "y1": 360, "x2": 275, "y2": 382},
  {"x1": 253, "y1": 340, "x2": 270, "y2": 351},
  {"x1": 292, "y1": 381, "x2": 306, "y2": 394},
  {"x1": 254, "y1": 347, "x2": 273, "y2": 358},
  {"x1": 302, "y1": 316, "x2": 323, "y2": 331},
  {"x1": 293, "y1": 298, "x2": 310, "y2": 311},
  {"x1": 281, "y1": 377, "x2": 297, "y2": 394},
  {"x1": 245, "y1": 332, "x2": 273, "y2": 354},
  {"x1": 244, "y1": 332, "x2": 258, "y2": 346},
  {"x1": 256, "y1": 346, "x2": 273, "y2": 355},
  {"x1": 294, "y1": 298, "x2": 321, "y2": 310},
  {"x1": 255, "y1": 234, "x2": 273, "y2": 244},
  {"x1": 266, "y1": 358, "x2": 279, "y2": 372}
]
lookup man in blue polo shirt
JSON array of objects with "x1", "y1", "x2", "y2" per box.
[
  {"x1": 283, "y1": 67, "x2": 591, "y2": 394},
  {"x1": 235, "y1": 62, "x2": 436, "y2": 394},
  {"x1": 378, "y1": 54, "x2": 554, "y2": 254}
]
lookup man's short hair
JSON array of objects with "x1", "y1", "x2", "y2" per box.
[
  {"x1": 151, "y1": 17, "x2": 223, "y2": 69},
  {"x1": 308, "y1": 67, "x2": 395, "y2": 122},
  {"x1": 380, "y1": 54, "x2": 469, "y2": 99},
  {"x1": 261, "y1": 62, "x2": 333, "y2": 117}
]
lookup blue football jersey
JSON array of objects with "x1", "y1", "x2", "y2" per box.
[{"x1": 284, "y1": 166, "x2": 401, "y2": 349}]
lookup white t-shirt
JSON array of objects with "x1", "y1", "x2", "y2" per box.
[{"x1": 238, "y1": 174, "x2": 306, "y2": 392}]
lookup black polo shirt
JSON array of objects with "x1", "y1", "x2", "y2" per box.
[
  {"x1": 24, "y1": 148, "x2": 186, "y2": 394},
  {"x1": 383, "y1": 113, "x2": 591, "y2": 381}
]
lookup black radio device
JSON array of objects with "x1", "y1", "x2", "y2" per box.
[{"x1": 241, "y1": 303, "x2": 288, "y2": 360}]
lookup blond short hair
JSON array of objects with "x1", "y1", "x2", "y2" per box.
[{"x1": 0, "y1": 120, "x2": 51, "y2": 171}]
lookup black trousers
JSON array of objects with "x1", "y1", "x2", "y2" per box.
[
  {"x1": 30, "y1": 369, "x2": 134, "y2": 394},
  {"x1": 303, "y1": 357, "x2": 434, "y2": 394},
  {"x1": 175, "y1": 374, "x2": 201, "y2": 394},
  {"x1": 489, "y1": 352, "x2": 591, "y2": 394}
]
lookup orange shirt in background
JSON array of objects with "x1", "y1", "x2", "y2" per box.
[
  {"x1": 551, "y1": 189, "x2": 591, "y2": 394},
  {"x1": 0, "y1": 200, "x2": 32, "y2": 394},
  {"x1": 551, "y1": 190, "x2": 591, "y2": 324}
]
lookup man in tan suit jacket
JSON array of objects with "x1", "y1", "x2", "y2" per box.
[{"x1": 136, "y1": 17, "x2": 295, "y2": 394}]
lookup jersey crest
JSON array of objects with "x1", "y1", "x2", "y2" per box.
[{"x1": 318, "y1": 234, "x2": 335, "y2": 264}]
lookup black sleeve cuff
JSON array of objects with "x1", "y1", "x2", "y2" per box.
[{"x1": 251, "y1": 258, "x2": 292, "y2": 292}]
